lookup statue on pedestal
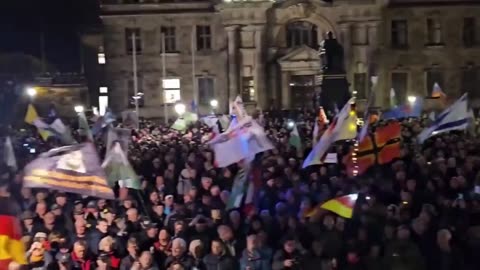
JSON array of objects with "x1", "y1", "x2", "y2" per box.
[{"x1": 320, "y1": 31, "x2": 345, "y2": 74}]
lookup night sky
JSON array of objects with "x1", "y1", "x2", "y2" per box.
[{"x1": 0, "y1": 0, "x2": 100, "y2": 72}]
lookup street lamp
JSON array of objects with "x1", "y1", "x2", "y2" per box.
[
  {"x1": 174, "y1": 103, "x2": 186, "y2": 117},
  {"x1": 210, "y1": 99, "x2": 218, "y2": 109},
  {"x1": 74, "y1": 105, "x2": 84, "y2": 114},
  {"x1": 407, "y1": 96, "x2": 417, "y2": 105},
  {"x1": 26, "y1": 87, "x2": 37, "y2": 98}
]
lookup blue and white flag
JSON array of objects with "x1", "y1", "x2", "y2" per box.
[
  {"x1": 208, "y1": 117, "x2": 273, "y2": 168},
  {"x1": 418, "y1": 93, "x2": 469, "y2": 143}
]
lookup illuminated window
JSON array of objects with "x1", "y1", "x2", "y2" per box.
[
  {"x1": 98, "y1": 53, "x2": 106, "y2": 64},
  {"x1": 162, "y1": 78, "x2": 181, "y2": 104},
  {"x1": 99, "y1": 87, "x2": 108, "y2": 94},
  {"x1": 99, "y1": 96, "x2": 108, "y2": 116}
]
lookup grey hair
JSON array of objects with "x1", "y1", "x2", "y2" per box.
[{"x1": 172, "y1": 238, "x2": 187, "y2": 250}]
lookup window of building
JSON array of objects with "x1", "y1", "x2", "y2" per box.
[
  {"x1": 286, "y1": 21, "x2": 318, "y2": 48},
  {"x1": 198, "y1": 77, "x2": 214, "y2": 105},
  {"x1": 125, "y1": 28, "x2": 142, "y2": 55},
  {"x1": 427, "y1": 18, "x2": 443, "y2": 45},
  {"x1": 391, "y1": 20, "x2": 408, "y2": 48},
  {"x1": 127, "y1": 79, "x2": 145, "y2": 108},
  {"x1": 391, "y1": 72, "x2": 408, "y2": 104},
  {"x1": 98, "y1": 96, "x2": 108, "y2": 116},
  {"x1": 462, "y1": 67, "x2": 479, "y2": 97},
  {"x1": 354, "y1": 73, "x2": 367, "y2": 99},
  {"x1": 99, "y1": 87, "x2": 108, "y2": 94},
  {"x1": 242, "y1": 77, "x2": 255, "y2": 102},
  {"x1": 352, "y1": 25, "x2": 368, "y2": 45},
  {"x1": 161, "y1": 26, "x2": 176, "y2": 53},
  {"x1": 426, "y1": 70, "x2": 444, "y2": 96},
  {"x1": 162, "y1": 78, "x2": 181, "y2": 104},
  {"x1": 98, "y1": 53, "x2": 106, "y2": 64},
  {"x1": 196, "y1": 25, "x2": 212, "y2": 51},
  {"x1": 463, "y1": 17, "x2": 476, "y2": 48}
]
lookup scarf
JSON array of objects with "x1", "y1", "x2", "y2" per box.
[{"x1": 71, "y1": 251, "x2": 91, "y2": 270}]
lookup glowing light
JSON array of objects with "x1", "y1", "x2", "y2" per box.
[{"x1": 174, "y1": 103, "x2": 186, "y2": 116}]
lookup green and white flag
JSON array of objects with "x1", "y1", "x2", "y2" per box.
[
  {"x1": 102, "y1": 142, "x2": 140, "y2": 189},
  {"x1": 289, "y1": 123, "x2": 302, "y2": 156}
]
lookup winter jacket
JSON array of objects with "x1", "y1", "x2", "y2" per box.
[
  {"x1": 240, "y1": 249, "x2": 271, "y2": 270},
  {"x1": 203, "y1": 253, "x2": 238, "y2": 270}
]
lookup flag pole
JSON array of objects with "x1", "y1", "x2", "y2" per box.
[
  {"x1": 351, "y1": 92, "x2": 359, "y2": 177},
  {"x1": 161, "y1": 32, "x2": 168, "y2": 125},
  {"x1": 191, "y1": 25, "x2": 198, "y2": 113},
  {"x1": 132, "y1": 31, "x2": 140, "y2": 128}
]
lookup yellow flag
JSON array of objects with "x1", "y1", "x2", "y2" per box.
[
  {"x1": 24, "y1": 104, "x2": 51, "y2": 141},
  {"x1": 24, "y1": 104, "x2": 39, "y2": 125}
]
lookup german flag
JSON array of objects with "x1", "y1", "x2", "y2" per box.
[
  {"x1": 0, "y1": 213, "x2": 27, "y2": 268},
  {"x1": 344, "y1": 121, "x2": 402, "y2": 177},
  {"x1": 305, "y1": 194, "x2": 358, "y2": 218}
]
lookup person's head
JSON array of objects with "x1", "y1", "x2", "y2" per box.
[
  {"x1": 99, "y1": 236, "x2": 114, "y2": 252},
  {"x1": 126, "y1": 208, "x2": 139, "y2": 222},
  {"x1": 437, "y1": 229, "x2": 452, "y2": 249},
  {"x1": 411, "y1": 218, "x2": 426, "y2": 235},
  {"x1": 55, "y1": 193, "x2": 67, "y2": 206},
  {"x1": 171, "y1": 238, "x2": 187, "y2": 257},
  {"x1": 149, "y1": 191, "x2": 160, "y2": 205},
  {"x1": 211, "y1": 239, "x2": 224, "y2": 256},
  {"x1": 126, "y1": 238, "x2": 138, "y2": 256},
  {"x1": 73, "y1": 241, "x2": 87, "y2": 259},
  {"x1": 146, "y1": 224, "x2": 158, "y2": 238},
  {"x1": 139, "y1": 251, "x2": 153, "y2": 268},
  {"x1": 283, "y1": 237, "x2": 296, "y2": 254},
  {"x1": 72, "y1": 218, "x2": 86, "y2": 234},
  {"x1": 246, "y1": 234, "x2": 258, "y2": 251},
  {"x1": 323, "y1": 214, "x2": 335, "y2": 230},
  {"x1": 35, "y1": 202, "x2": 47, "y2": 216},
  {"x1": 397, "y1": 225, "x2": 410, "y2": 240},
  {"x1": 256, "y1": 230, "x2": 268, "y2": 247},
  {"x1": 311, "y1": 240, "x2": 324, "y2": 256},
  {"x1": 97, "y1": 219, "x2": 109, "y2": 234},
  {"x1": 35, "y1": 190, "x2": 47, "y2": 202},
  {"x1": 43, "y1": 212, "x2": 55, "y2": 225},
  {"x1": 229, "y1": 210, "x2": 241, "y2": 226},
  {"x1": 217, "y1": 225, "x2": 233, "y2": 241},
  {"x1": 188, "y1": 239, "x2": 204, "y2": 259},
  {"x1": 158, "y1": 229, "x2": 170, "y2": 241}
]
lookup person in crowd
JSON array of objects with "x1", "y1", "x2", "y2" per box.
[
  {"x1": 6, "y1": 109, "x2": 480, "y2": 270},
  {"x1": 165, "y1": 238, "x2": 194, "y2": 269},
  {"x1": 203, "y1": 239, "x2": 237, "y2": 270},
  {"x1": 240, "y1": 234, "x2": 271, "y2": 270}
]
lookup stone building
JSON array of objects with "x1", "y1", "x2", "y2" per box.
[{"x1": 86, "y1": 0, "x2": 480, "y2": 117}]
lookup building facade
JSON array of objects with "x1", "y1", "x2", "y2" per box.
[{"x1": 87, "y1": 0, "x2": 480, "y2": 117}]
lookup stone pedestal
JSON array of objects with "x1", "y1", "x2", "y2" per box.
[{"x1": 320, "y1": 73, "x2": 351, "y2": 112}]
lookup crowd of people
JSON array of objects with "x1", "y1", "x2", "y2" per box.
[{"x1": 1, "y1": 108, "x2": 480, "y2": 270}]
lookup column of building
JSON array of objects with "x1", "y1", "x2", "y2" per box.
[
  {"x1": 226, "y1": 25, "x2": 240, "y2": 101},
  {"x1": 254, "y1": 25, "x2": 267, "y2": 109}
]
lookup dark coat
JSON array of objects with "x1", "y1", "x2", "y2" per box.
[{"x1": 203, "y1": 253, "x2": 238, "y2": 270}]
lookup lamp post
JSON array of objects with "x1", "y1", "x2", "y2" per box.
[
  {"x1": 74, "y1": 105, "x2": 84, "y2": 114},
  {"x1": 174, "y1": 103, "x2": 186, "y2": 118},
  {"x1": 407, "y1": 96, "x2": 417, "y2": 105},
  {"x1": 26, "y1": 87, "x2": 37, "y2": 98}
]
